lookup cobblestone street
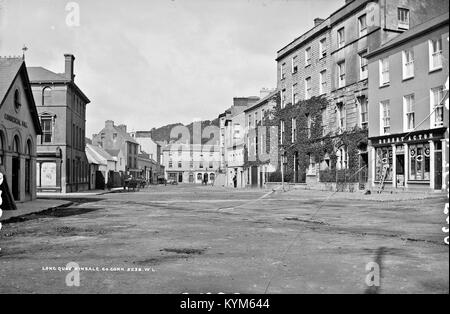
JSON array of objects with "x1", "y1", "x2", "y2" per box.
[{"x1": 0, "y1": 185, "x2": 448, "y2": 294}]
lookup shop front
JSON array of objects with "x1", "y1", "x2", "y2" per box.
[{"x1": 369, "y1": 127, "x2": 447, "y2": 191}]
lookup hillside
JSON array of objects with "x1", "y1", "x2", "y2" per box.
[{"x1": 150, "y1": 118, "x2": 220, "y2": 145}]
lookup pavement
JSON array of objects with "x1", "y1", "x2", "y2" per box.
[
  {"x1": 0, "y1": 185, "x2": 448, "y2": 294},
  {"x1": 1, "y1": 199, "x2": 72, "y2": 222}
]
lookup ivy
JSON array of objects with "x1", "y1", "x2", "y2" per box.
[{"x1": 245, "y1": 94, "x2": 368, "y2": 183}]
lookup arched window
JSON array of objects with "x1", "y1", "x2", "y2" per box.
[
  {"x1": 209, "y1": 173, "x2": 215, "y2": 181},
  {"x1": 197, "y1": 173, "x2": 203, "y2": 181},
  {"x1": 13, "y1": 135, "x2": 20, "y2": 154},
  {"x1": 14, "y1": 89, "x2": 21, "y2": 112},
  {"x1": 42, "y1": 87, "x2": 52, "y2": 106},
  {"x1": 26, "y1": 139, "x2": 32, "y2": 155}
]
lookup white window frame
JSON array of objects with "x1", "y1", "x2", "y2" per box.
[
  {"x1": 379, "y1": 58, "x2": 390, "y2": 86},
  {"x1": 429, "y1": 38, "x2": 443, "y2": 71},
  {"x1": 292, "y1": 83, "x2": 297, "y2": 105},
  {"x1": 380, "y1": 100, "x2": 391, "y2": 135},
  {"x1": 358, "y1": 96, "x2": 368, "y2": 129},
  {"x1": 337, "y1": 103, "x2": 345, "y2": 132},
  {"x1": 358, "y1": 14, "x2": 367, "y2": 37},
  {"x1": 305, "y1": 47, "x2": 311, "y2": 66},
  {"x1": 338, "y1": 61, "x2": 346, "y2": 88},
  {"x1": 292, "y1": 55, "x2": 298, "y2": 73},
  {"x1": 338, "y1": 27, "x2": 345, "y2": 48},
  {"x1": 398, "y1": 8, "x2": 410, "y2": 30},
  {"x1": 280, "y1": 63, "x2": 286, "y2": 80},
  {"x1": 359, "y1": 54, "x2": 368, "y2": 80},
  {"x1": 319, "y1": 38, "x2": 327, "y2": 59},
  {"x1": 402, "y1": 49, "x2": 414, "y2": 79},
  {"x1": 403, "y1": 94, "x2": 415, "y2": 132},
  {"x1": 280, "y1": 120, "x2": 285, "y2": 144},
  {"x1": 319, "y1": 70, "x2": 327, "y2": 95},
  {"x1": 305, "y1": 77, "x2": 312, "y2": 99},
  {"x1": 291, "y1": 118, "x2": 297, "y2": 143},
  {"x1": 430, "y1": 86, "x2": 444, "y2": 128}
]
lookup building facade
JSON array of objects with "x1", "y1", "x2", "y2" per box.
[
  {"x1": 92, "y1": 120, "x2": 140, "y2": 177},
  {"x1": 244, "y1": 91, "x2": 278, "y2": 188},
  {"x1": 275, "y1": 0, "x2": 448, "y2": 190},
  {"x1": 366, "y1": 13, "x2": 449, "y2": 191},
  {"x1": 162, "y1": 144, "x2": 220, "y2": 184},
  {"x1": 0, "y1": 57, "x2": 42, "y2": 203},
  {"x1": 85, "y1": 143, "x2": 119, "y2": 189},
  {"x1": 28, "y1": 54, "x2": 90, "y2": 193}
]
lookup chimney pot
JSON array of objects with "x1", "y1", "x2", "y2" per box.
[
  {"x1": 105, "y1": 120, "x2": 114, "y2": 128},
  {"x1": 314, "y1": 18, "x2": 325, "y2": 26}
]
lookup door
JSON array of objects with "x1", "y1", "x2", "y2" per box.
[
  {"x1": 435, "y1": 151, "x2": 442, "y2": 190},
  {"x1": 251, "y1": 166, "x2": 258, "y2": 187},
  {"x1": 203, "y1": 173, "x2": 208, "y2": 184},
  {"x1": 12, "y1": 157, "x2": 20, "y2": 201},
  {"x1": 178, "y1": 172, "x2": 183, "y2": 183},
  {"x1": 396, "y1": 154, "x2": 405, "y2": 187}
]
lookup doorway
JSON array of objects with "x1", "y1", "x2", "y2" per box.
[
  {"x1": 396, "y1": 154, "x2": 405, "y2": 187},
  {"x1": 178, "y1": 172, "x2": 183, "y2": 183},
  {"x1": 12, "y1": 156, "x2": 20, "y2": 200},
  {"x1": 434, "y1": 141, "x2": 442, "y2": 190},
  {"x1": 251, "y1": 166, "x2": 258, "y2": 187}
]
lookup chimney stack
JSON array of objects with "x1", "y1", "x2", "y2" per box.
[
  {"x1": 314, "y1": 18, "x2": 325, "y2": 27},
  {"x1": 105, "y1": 120, "x2": 114, "y2": 128},
  {"x1": 64, "y1": 54, "x2": 75, "y2": 81},
  {"x1": 117, "y1": 124, "x2": 127, "y2": 133}
]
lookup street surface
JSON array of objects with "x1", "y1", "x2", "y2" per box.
[{"x1": 0, "y1": 185, "x2": 448, "y2": 294}]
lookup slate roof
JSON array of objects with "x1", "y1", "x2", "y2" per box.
[{"x1": 0, "y1": 57, "x2": 42, "y2": 134}]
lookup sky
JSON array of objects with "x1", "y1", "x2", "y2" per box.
[{"x1": 0, "y1": 0, "x2": 344, "y2": 136}]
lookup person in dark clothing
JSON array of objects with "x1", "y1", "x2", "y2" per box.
[{"x1": 233, "y1": 174, "x2": 237, "y2": 188}]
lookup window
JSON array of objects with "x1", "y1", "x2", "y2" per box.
[
  {"x1": 402, "y1": 49, "x2": 414, "y2": 79},
  {"x1": 291, "y1": 118, "x2": 297, "y2": 143},
  {"x1": 292, "y1": 55, "x2": 298, "y2": 73},
  {"x1": 42, "y1": 87, "x2": 52, "y2": 106},
  {"x1": 403, "y1": 94, "x2": 415, "y2": 131},
  {"x1": 338, "y1": 27, "x2": 345, "y2": 48},
  {"x1": 292, "y1": 83, "x2": 298, "y2": 105},
  {"x1": 306, "y1": 114, "x2": 312, "y2": 138},
  {"x1": 398, "y1": 8, "x2": 410, "y2": 30},
  {"x1": 380, "y1": 100, "x2": 390, "y2": 134},
  {"x1": 431, "y1": 86, "x2": 444, "y2": 127},
  {"x1": 305, "y1": 47, "x2": 311, "y2": 66},
  {"x1": 40, "y1": 116, "x2": 53, "y2": 143},
  {"x1": 319, "y1": 38, "x2": 327, "y2": 58},
  {"x1": 169, "y1": 159, "x2": 173, "y2": 168},
  {"x1": 199, "y1": 161, "x2": 204, "y2": 168},
  {"x1": 319, "y1": 70, "x2": 327, "y2": 94},
  {"x1": 197, "y1": 173, "x2": 203, "y2": 181},
  {"x1": 190, "y1": 160, "x2": 194, "y2": 168},
  {"x1": 359, "y1": 54, "x2": 368, "y2": 80},
  {"x1": 375, "y1": 147, "x2": 393, "y2": 181},
  {"x1": 281, "y1": 89, "x2": 286, "y2": 108},
  {"x1": 280, "y1": 120, "x2": 285, "y2": 144},
  {"x1": 14, "y1": 89, "x2": 21, "y2": 112},
  {"x1": 337, "y1": 61, "x2": 346, "y2": 88},
  {"x1": 321, "y1": 108, "x2": 327, "y2": 136},
  {"x1": 429, "y1": 38, "x2": 443, "y2": 71},
  {"x1": 178, "y1": 161, "x2": 182, "y2": 168},
  {"x1": 409, "y1": 144, "x2": 430, "y2": 181},
  {"x1": 209, "y1": 161, "x2": 213, "y2": 169},
  {"x1": 305, "y1": 77, "x2": 312, "y2": 99},
  {"x1": 280, "y1": 63, "x2": 286, "y2": 80},
  {"x1": 358, "y1": 14, "x2": 367, "y2": 37},
  {"x1": 380, "y1": 58, "x2": 390, "y2": 86},
  {"x1": 358, "y1": 97, "x2": 368, "y2": 129},
  {"x1": 337, "y1": 103, "x2": 345, "y2": 131}
]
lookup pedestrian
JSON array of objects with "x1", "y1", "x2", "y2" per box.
[{"x1": 233, "y1": 175, "x2": 237, "y2": 188}]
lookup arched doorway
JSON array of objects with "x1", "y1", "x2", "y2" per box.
[
  {"x1": 203, "y1": 173, "x2": 208, "y2": 184},
  {"x1": 12, "y1": 135, "x2": 21, "y2": 200}
]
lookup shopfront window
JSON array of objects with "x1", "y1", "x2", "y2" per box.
[
  {"x1": 375, "y1": 147, "x2": 393, "y2": 181},
  {"x1": 409, "y1": 143, "x2": 430, "y2": 181}
]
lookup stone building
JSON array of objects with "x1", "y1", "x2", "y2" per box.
[
  {"x1": 28, "y1": 54, "x2": 90, "y2": 193},
  {"x1": 219, "y1": 96, "x2": 260, "y2": 188},
  {"x1": 275, "y1": 0, "x2": 449, "y2": 190},
  {"x1": 162, "y1": 143, "x2": 220, "y2": 184},
  {"x1": 244, "y1": 90, "x2": 278, "y2": 188},
  {"x1": 92, "y1": 120, "x2": 140, "y2": 178},
  {"x1": 366, "y1": 13, "x2": 449, "y2": 191},
  {"x1": 0, "y1": 57, "x2": 42, "y2": 203}
]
